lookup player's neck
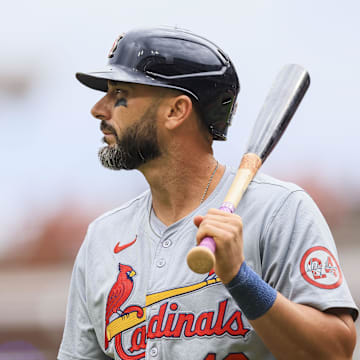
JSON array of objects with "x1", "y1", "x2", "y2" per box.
[{"x1": 141, "y1": 154, "x2": 225, "y2": 226}]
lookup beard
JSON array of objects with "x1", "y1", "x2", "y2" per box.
[{"x1": 98, "y1": 104, "x2": 161, "y2": 170}]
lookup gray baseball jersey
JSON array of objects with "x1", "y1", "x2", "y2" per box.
[{"x1": 58, "y1": 167, "x2": 358, "y2": 360}]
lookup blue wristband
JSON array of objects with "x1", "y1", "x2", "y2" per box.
[{"x1": 225, "y1": 261, "x2": 277, "y2": 320}]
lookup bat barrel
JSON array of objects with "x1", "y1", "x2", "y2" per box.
[{"x1": 246, "y1": 64, "x2": 310, "y2": 163}]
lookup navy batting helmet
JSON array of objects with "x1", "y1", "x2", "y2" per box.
[{"x1": 76, "y1": 27, "x2": 240, "y2": 140}]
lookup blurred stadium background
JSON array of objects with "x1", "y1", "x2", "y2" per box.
[{"x1": 1, "y1": 1, "x2": 359, "y2": 358}]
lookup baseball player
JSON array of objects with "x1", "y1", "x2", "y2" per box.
[{"x1": 58, "y1": 27, "x2": 358, "y2": 359}]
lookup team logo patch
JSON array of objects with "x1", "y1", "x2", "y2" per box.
[
  {"x1": 300, "y1": 246, "x2": 342, "y2": 289},
  {"x1": 108, "y1": 33, "x2": 124, "y2": 58}
]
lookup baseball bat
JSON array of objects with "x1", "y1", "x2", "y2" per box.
[{"x1": 187, "y1": 64, "x2": 310, "y2": 274}]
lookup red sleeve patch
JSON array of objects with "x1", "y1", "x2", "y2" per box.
[{"x1": 300, "y1": 246, "x2": 342, "y2": 289}]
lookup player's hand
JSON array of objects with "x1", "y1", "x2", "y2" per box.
[{"x1": 193, "y1": 208, "x2": 244, "y2": 284}]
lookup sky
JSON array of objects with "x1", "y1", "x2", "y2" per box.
[{"x1": 1, "y1": 0, "x2": 360, "y2": 248}]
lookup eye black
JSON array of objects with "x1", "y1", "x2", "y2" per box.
[{"x1": 114, "y1": 98, "x2": 127, "y2": 108}]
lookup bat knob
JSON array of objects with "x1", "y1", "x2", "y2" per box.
[{"x1": 187, "y1": 245, "x2": 215, "y2": 274}]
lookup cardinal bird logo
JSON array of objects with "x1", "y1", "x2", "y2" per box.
[{"x1": 105, "y1": 263, "x2": 136, "y2": 350}]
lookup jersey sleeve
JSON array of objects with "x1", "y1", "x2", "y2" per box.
[
  {"x1": 58, "y1": 230, "x2": 111, "y2": 360},
  {"x1": 260, "y1": 189, "x2": 358, "y2": 320}
]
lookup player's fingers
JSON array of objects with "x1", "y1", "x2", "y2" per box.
[
  {"x1": 198, "y1": 214, "x2": 242, "y2": 238},
  {"x1": 201, "y1": 211, "x2": 243, "y2": 230},
  {"x1": 193, "y1": 215, "x2": 204, "y2": 228},
  {"x1": 195, "y1": 221, "x2": 241, "y2": 246},
  {"x1": 195, "y1": 223, "x2": 231, "y2": 246}
]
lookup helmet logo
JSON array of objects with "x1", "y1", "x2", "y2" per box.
[{"x1": 108, "y1": 34, "x2": 125, "y2": 58}]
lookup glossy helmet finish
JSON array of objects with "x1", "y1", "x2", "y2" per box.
[{"x1": 76, "y1": 27, "x2": 240, "y2": 140}]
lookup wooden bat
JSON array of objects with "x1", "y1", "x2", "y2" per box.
[{"x1": 186, "y1": 64, "x2": 311, "y2": 274}]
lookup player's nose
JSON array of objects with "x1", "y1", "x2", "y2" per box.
[{"x1": 91, "y1": 95, "x2": 112, "y2": 121}]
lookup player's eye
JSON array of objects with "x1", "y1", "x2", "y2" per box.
[{"x1": 115, "y1": 88, "x2": 128, "y2": 96}]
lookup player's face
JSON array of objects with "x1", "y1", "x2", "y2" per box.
[{"x1": 91, "y1": 81, "x2": 162, "y2": 170}]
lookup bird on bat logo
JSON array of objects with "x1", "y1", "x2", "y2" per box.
[{"x1": 104, "y1": 263, "x2": 136, "y2": 350}]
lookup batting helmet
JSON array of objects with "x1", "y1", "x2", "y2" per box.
[{"x1": 76, "y1": 27, "x2": 240, "y2": 140}]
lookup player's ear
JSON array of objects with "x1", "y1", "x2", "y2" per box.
[{"x1": 163, "y1": 94, "x2": 193, "y2": 131}]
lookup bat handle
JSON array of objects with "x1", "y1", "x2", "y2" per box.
[{"x1": 186, "y1": 202, "x2": 235, "y2": 274}]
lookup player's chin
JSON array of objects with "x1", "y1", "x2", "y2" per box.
[{"x1": 102, "y1": 134, "x2": 117, "y2": 145}]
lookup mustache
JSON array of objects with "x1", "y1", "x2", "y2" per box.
[{"x1": 100, "y1": 121, "x2": 117, "y2": 135}]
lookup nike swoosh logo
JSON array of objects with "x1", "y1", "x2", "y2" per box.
[{"x1": 114, "y1": 236, "x2": 137, "y2": 254}]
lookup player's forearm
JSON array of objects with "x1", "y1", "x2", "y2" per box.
[
  {"x1": 225, "y1": 262, "x2": 356, "y2": 359},
  {"x1": 249, "y1": 293, "x2": 356, "y2": 360}
]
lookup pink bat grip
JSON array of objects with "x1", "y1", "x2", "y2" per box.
[{"x1": 198, "y1": 202, "x2": 235, "y2": 252}]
